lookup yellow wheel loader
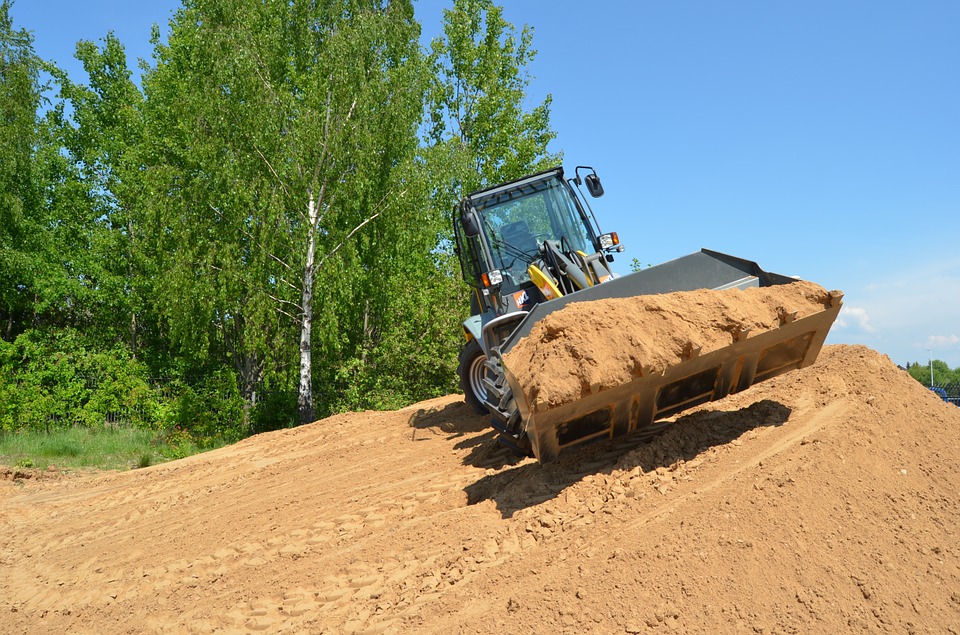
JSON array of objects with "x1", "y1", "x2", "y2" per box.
[{"x1": 454, "y1": 166, "x2": 842, "y2": 461}]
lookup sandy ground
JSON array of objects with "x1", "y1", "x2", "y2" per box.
[{"x1": 2, "y1": 344, "x2": 960, "y2": 634}]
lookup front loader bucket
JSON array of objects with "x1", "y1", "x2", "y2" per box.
[{"x1": 498, "y1": 249, "x2": 843, "y2": 462}]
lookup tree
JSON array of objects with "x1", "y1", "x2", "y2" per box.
[
  {"x1": 291, "y1": 0, "x2": 565, "y2": 416},
  {"x1": 907, "y1": 359, "x2": 960, "y2": 388},
  {"x1": 425, "y1": 0, "x2": 559, "y2": 195},
  {"x1": 0, "y1": 0, "x2": 44, "y2": 340},
  {"x1": 398, "y1": 0, "x2": 561, "y2": 391},
  {"x1": 49, "y1": 33, "x2": 149, "y2": 352},
  {"x1": 142, "y1": 0, "x2": 426, "y2": 426},
  {"x1": 325, "y1": 0, "x2": 566, "y2": 414},
  {"x1": 0, "y1": 0, "x2": 568, "y2": 438},
  {"x1": 0, "y1": 5, "x2": 149, "y2": 352}
]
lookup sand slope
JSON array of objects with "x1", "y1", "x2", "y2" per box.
[{"x1": 2, "y1": 345, "x2": 960, "y2": 634}]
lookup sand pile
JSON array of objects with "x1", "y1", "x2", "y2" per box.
[
  {"x1": 2, "y1": 344, "x2": 960, "y2": 634},
  {"x1": 504, "y1": 281, "x2": 837, "y2": 411}
]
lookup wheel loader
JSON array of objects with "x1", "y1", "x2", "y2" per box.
[{"x1": 453, "y1": 165, "x2": 842, "y2": 461}]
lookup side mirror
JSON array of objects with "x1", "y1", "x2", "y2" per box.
[
  {"x1": 585, "y1": 173, "x2": 604, "y2": 198},
  {"x1": 461, "y1": 211, "x2": 481, "y2": 238}
]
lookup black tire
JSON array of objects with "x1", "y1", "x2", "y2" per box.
[{"x1": 458, "y1": 339, "x2": 490, "y2": 415}]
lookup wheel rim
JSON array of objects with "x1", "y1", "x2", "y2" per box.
[{"x1": 468, "y1": 353, "x2": 489, "y2": 405}]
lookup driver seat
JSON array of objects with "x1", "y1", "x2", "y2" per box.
[{"x1": 500, "y1": 220, "x2": 539, "y2": 256}]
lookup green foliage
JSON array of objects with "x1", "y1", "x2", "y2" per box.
[
  {"x1": 345, "y1": 0, "x2": 564, "y2": 418},
  {"x1": 2, "y1": 330, "x2": 87, "y2": 431},
  {"x1": 426, "y1": 0, "x2": 559, "y2": 193},
  {"x1": 0, "y1": 0, "x2": 561, "y2": 450},
  {"x1": 0, "y1": 329, "x2": 151, "y2": 431},
  {"x1": 154, "y1": 425, "x2": 229, "y2": 461},
  {"x1": 164, "y1": 370, "x2": 246, "y2": 444},
  {"x1": 249, "y1": 387, "x2": 298, "y2": 434},
  {"x1": 0, "y1": 328, "x2": 248, "y2": 449},
  {"x1": 141, "y1": 0, "x2": 429, "y2": 423},
  {"x1": 906, "y1": 359, "x2": 960, "y2": 388},
  {"x1": 48, "y1": 32, "x2": 149, "y2": 351},
  {"x1": 0, "y1": 1, "x2": 46, "y2": 341}
]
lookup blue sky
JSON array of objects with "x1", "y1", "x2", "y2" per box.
[{"x1": 11, "y1": 0, "x2": 960, "y2": 369}]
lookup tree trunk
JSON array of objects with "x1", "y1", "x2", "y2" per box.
[
  {"x1": 240, "y1": 357, "x2": 260, "y2": 432},
  {"x1": 298, "y1": 189, "x2": 320, "y2": 425},
  {"x1": 361, "y1": 299, "x2": 371, "y2": 366},
  {"x1": 219, "y1": 315, "x2": 262, "y2": 433},
  {"x1": 130, "y1": 312, "x2": 138, "y2": 359},
  {"x1": 127, "y1": 217, "x2": 138, "y2": 358}
]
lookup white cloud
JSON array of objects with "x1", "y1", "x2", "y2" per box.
[
  {"x1": 827, "y1": 256, "x2": 960, "y2": 367},
  {"x1": 857, "y1": 257, "x2": 960, "y2": 330},
  {"x1": 925, "y1": 335, "x2": 960, "y2": 365},
  {"x1": 836, "y1": 306, "x2": 876, "y2": 333},
  {"x1": 928, "y1": 334, "x2": 960, "y2": 348}
]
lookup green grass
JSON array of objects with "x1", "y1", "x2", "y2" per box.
[{"x1": 0, "y1": 427, "x2": 227, "y2": 472}]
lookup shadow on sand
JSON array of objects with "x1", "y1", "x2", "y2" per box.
[
  {"x1": 406, "y1": 398, "x2": 491, "y2": 440},
  {"x1": 461, "y1": 399, "x2": 792, "y2": 518}
]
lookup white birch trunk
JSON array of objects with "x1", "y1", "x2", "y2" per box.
[{"x1": 298, "y1": 189, "x2": 320, "y2": 424}]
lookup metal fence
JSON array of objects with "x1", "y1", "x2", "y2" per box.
[{"x1": 931, "y1": 382, "x2": 960, "y2": 407}]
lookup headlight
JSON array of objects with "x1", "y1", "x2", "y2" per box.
[
  {"x1": 481, "y1": 269, "x2": 503, "y2": 287},
  {"x1": 599, "y1": 232, "x2": 619, "y2": 250}
]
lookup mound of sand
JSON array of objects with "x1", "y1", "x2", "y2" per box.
[
  {"x1": 504, "y1": 281, "x2": 837, "y2": 411},
  {"x1": 2, "y1": 345, "x2": 960, "y2": 634}
]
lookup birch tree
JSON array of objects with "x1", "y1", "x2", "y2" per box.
[{"x1": 142, "y1": 0, "x2": 424, "y2": 426}]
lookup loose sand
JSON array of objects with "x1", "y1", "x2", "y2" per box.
[
  {"x1": 504, "y1": 281, "x2": 837, "y2": 411},
  {"x1": 3, "y1": 344, "x2": 960, "y2": 634}
]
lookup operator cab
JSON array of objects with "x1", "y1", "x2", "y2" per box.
[{"x1": 454, "y1": 166, "x2": 620, "y2": 316}]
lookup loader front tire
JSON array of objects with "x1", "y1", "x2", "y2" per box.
[{"x1": 458, "y1": 339, "x2": 490, "y2": 415}]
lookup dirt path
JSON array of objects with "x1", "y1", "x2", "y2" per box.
[{"x1": 2, "y1": 345, "x2": 960, "y2": 634}]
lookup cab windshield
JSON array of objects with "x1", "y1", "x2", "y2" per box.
[{"x1": 470, "y1": 174, "x2": 593, "y2": 288}]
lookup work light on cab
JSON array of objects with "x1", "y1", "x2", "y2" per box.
[
  {"x1": 481, "y1": 270, "x2": 503, "y2": 288},
  {"x1": 599, "y1": 232, "x2": 621, "y2": 251}
]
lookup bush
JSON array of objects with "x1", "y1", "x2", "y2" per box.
[
  {"x1": 166, "y1": 369, "x2": 245, "y2": 444},
  {"x1": 0, "y1": 327, "x2": 305, "y2": 451},
  {"x1": 249, "y1": 387, "x2": 298, "y2": 434},
  {"x1": 0, "y1": 329, "x2": 250, "y2": 443},
  {"x1": 1, "y1": 330, "x2": 89, "y2": 431},
  {"x1": 79, "y1": 348, "x2": 156, "y2": 428},
  {"x1": 0, "y1": 329, "x2": 158, "y2": 432}
]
